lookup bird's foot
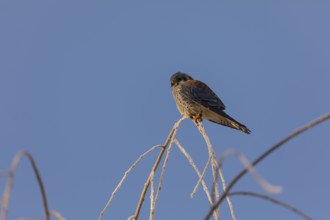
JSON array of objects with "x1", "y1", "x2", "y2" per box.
[{"x1": 193, "y1": 115, "x2": 202, "y2": 125}]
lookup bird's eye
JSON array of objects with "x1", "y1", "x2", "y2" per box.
[{"x1": 177, "y1": 77, "x2": 181, "y2": 81}]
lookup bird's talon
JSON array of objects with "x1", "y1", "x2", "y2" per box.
[{"x1": 193, "y1": 115, "x2": 202, "y2": 125}]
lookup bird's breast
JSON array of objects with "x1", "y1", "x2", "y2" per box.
[{"x1": 173, "y1": 86, "x2": 201, "y2": 118}]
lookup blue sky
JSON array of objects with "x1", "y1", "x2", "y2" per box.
[{"x1": 1, "y1": 1, "x2": 330, "y2": 220}]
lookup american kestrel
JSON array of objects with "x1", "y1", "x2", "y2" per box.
[{"x1": 170, "y1": 72, "x2": 251, "y2": 134}]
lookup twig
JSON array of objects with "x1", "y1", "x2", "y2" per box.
[
  {"x1": 132, "y1": 116, "x2": 187, "y2": 219},
  {"x1": 175, "y1": 139, "x2": 219, "y2": 220},
  {"x1": 196, "y1": 123, "x2": 219, "y2": 200},
  {"x1": 216, "y1": 165, "x2": 236, "y2": 220},
  {"x1": 98, "y1": 144, "x2": 161, "y2": 220},
  {"x1": 149, "y1": 171, "x2": 155, "y2": 220},
  {"x1": 191, "y1": 157, "x2": 210, "y2": 198},
  {"x1": 174, "y1": 139, "x2": 212, "y2": 201},
  {"x1": 0, "y1": 151, "x2": 50, "y2": 220},
  {"x1": 217, "y1": 149, "x2": 282, "y2": 194},
  {"x1": 151, "y1": 138, "x2": 175, "y2": 220},
  {"x1": 50, "y1": 210, "x2": 66, "y2": 220},
  {"x1": 228, "y1": 191, "x2": 313, "y2": 220},
  {"x1": 197, "y1": 122, "x2": 236, "y2": 220},
  {"x1": 205, "y1": 112, "x2": 330, "y2": 219}
]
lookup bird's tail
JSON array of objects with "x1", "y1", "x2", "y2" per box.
[{"x1": 209, "y1": 111, "x2": 251, "y2": 134}]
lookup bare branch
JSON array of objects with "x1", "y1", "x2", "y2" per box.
[
  {"x1": 132, "y1": 116, "x2": 187, "y2": 219},
  {"x1": 175, "y1": 139, "x2": 219, "y2": 220},
  {"x1": 0, "y1": 151, "x2": 50, "y2": 220},
  {"x1": 205, "y1": 112, "x2": 330, "y2": 220},
  {"x1": 151, "y1": 139, "x2": 175, "y2": 219},
  {"x1": 217, "y1": 149, "x2": 282, "y2": 194},
  {"x1": 149, "y1": 171, "x2": 155, "y2": 220},
  {"x1": 191, "y1": 157, "x2": 210, "y2": 198},
  {"x1": 228, "y1": 191, "x2": 313, "y2": 220},
  {"x1": 50, "y1": 210, "x2": 66, "y2": 220},
  {"x1": 196, "y1": 123, "x2": 220, "y2": 202},
  {"x1": 98, "y1": 144, "x2": 161, "y2": 220},
  {"x1": 174, "y1": 139, "x2": 211, "y2": 201},
  {"x1": 196, "y1": 122, "x2": 236, "y2": 220}
]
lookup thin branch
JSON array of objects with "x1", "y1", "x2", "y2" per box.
[
  {"x1": 0, "y1": 151, "x2": 50, "y2": 220},
  {"x1": 132, "y1": 116, "x2": 187, "y2": 219},
  {"x1": 216, "y1": 166, "x2": 236, "y2": 220},
  {"x1": 149, "y1": 171, "x2": 155, "y2": 220},
  {"x1": 217, "y1": 149, "x2": 282, "y2": 194},
  {"x1": 151, "y1": 138, "x2": 175, "y2": 219},
  {"x1": 228, "y1": 191, "x2": 313, "y2": 220},
  {"x1": 205, "y1": 112, "x2": 330, "y2": 220},
  {"x1": 50, "y1": 210, "x2": 66, "y2": 220},
  {"x1": 196, "y1": 123, "x2": 219, "y2": 203},
  {"x1": 197, "y1": 122, "x2": 236, "y2": 220},
  {"x1": 175, "y1": 139, "x2": 219, "y2": 220},
  {"x1": 174, "y1": 139, "x2": 212, "y2": 201},
  {"x1": 98, "y1": 144, "x2": 161, "y2": 220},
  {"x1": 191, "y1": 157, "x2": 210, "y2": 198}
]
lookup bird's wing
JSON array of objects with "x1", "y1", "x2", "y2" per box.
[{"x1": 181, "y1": 80, "x2": 226, "y2": 110}]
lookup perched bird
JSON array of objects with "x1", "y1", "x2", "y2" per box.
[{"x1": 170, "y1": 72, "x2": 251, "y2": 134}]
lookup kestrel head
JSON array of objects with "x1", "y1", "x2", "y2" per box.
[{"x1": 170, "y1": 72, "x2": 194, "y2": 87}]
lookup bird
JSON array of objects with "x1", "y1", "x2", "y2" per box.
[{"x1": 170, "y1": 72, "x2": 251, "y2": 134}]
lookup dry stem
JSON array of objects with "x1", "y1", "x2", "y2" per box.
[
  {"x1": 0, "y1": 151, "x2": 50, "y2": 220},
  {"x1": 205, "y1": 112, "x2": 330, "y2": 219},
  {"x1": 150, "y1": 138, "x2": 175, "y2": 219},
  {"x1": 149, "y1": 171, "x2": 155, "y2": 220},
  {"x1": 196, "y1": 123, "x2": 236, "y2": 220},
  {"x1": 196, "y1": 123, "x2": 220, "y2": 203},
  {"x1": 217, "y1": 149, "x2": 282, "y2": 194},
  {"x1": 191, "y1": 157, "x2": 210, "y2": 198},
  {"x1": 50, "y1": 210, "x2": 66, "y2": 220},
  {"x1": 175, "y1": 139, "x2": 219, "y2": 220},
  {"x1": 98, "y1": 144, "x2": 161, "y2": 220},
  {"x1": 132, "y1": 116, "x2": 187, "y2": 219},
  {"x1": 228, "y1": 191, "x2": 312, "y2": 220}
]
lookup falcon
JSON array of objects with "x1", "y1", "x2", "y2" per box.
[{"x1": 170, "y1": 72, "x2": 251, "y2": 134}]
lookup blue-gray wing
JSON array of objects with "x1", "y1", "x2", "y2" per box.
[{"x1": 181, "y1": 80, "x2": 226, "y2": 110}]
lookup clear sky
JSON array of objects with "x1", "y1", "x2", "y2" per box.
[{"x1": 1, "y1": 1, "x2": 330, "y2": 220}]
